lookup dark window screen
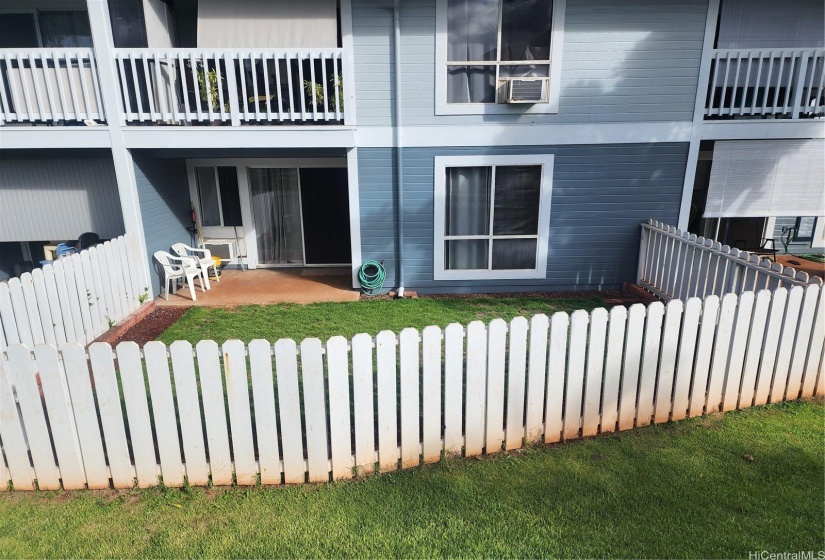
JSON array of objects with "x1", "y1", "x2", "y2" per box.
[
  {"x1": 217, "y1": 167, "x2": 243, "y2": 227},
  {"x1": 0, "y1": 13, "x2": 39, "y2": 48}
]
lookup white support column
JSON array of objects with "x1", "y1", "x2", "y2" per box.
[
  {"x1": 85, "y1": 0, "x2": 154, "y2": 298},
  {"x1": 339, "y1": 0, "x2": 358, "y2": 126},
  {"x1": 347, "y1": 147, "x2": 363, "y2": 289},
  {"x1": 678, "y1": 0, "x2": 721, "y2": 231}
]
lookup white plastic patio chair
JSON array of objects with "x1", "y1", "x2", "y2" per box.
[
  {"x1": 153, "y1": 251, "x2": 206, "y2": 301},
  {"x1": 171, "y1": 243, "x2": 219, "y2": 290}
]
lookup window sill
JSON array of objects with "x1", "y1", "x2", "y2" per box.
[
  {"x1": 435, "y1": 101, "x2": 560, "y2": 116},
  {"x1": 433, "y1": 269, "x2": 547, "y2": 281}
]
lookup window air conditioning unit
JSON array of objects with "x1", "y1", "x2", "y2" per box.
[
  {"x1": 203, "y1": 239, "x2": 246, "y2": 263},
  {"x1": 502, "y1": 78, "x2": 549, "y2": 104}
]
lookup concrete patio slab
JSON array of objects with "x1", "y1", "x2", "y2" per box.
[{"x1": 155, "y1": 268, "x2": 359, "y2": 307}]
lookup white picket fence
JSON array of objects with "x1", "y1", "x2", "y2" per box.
[
  {"x1": 0, "y1": 233, "x2": 147, "y2": 351},
  {"x1": 637, "y1": 220, "x2": 822, "y2": 302},
  {"x1": 1, "y1": 283, "x2": 822, "y2": 491}
]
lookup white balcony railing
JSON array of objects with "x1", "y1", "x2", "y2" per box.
[
  {"x1": 113, "y1": 48, "x2": 346, "y2": 126},
  {"x1": 705, "y1": 48, "x2": 825, "y2": 120},
  {"x1": 0, "y1": 48, "x2": 105, "y2": 125}
]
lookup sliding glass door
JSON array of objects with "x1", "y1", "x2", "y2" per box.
[{"x1": 248, "y1": 168, "x2": 304, "y2": 265}]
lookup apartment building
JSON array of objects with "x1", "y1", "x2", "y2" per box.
[{"x1": 0, "y1": 0, "x2": 822, "y2": 296}]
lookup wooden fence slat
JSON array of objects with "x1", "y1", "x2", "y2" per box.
[
  {"x1": 20, "y1": 273, "x2": 44, "y2": 345},
  {"x1": 351, "y1": 333, "x2": 376, "y2": 473},
  {"x1": 62, "y1": 343, "x2": 109, "y2": 489},
  {"x1": 100, "y1": 242, "x2": 124, "y2": 323},
  {"x1": 31, "y1": 269, "x2": 56, "y2": 345},
  {"x1": 79, "y1": 249, "x2": 103, "y2": 338},
  {"x1": 223, "y1": 339, "x2": 257, "y2": 485},
  {"x1": 399, "y1": 328, "x2": 420, "y2": 467},
  {"x1": 42, "y1": 265, "x2": 67, "y2": 346},
  {"x1": 484, "y1": 319, "x2": 506, "y2": 454},
  {"x1": 464, "y1": 321, "x2": 487, "y2": 456},
  {"x1": 582, "y1": 308, "x2": 608, "y2": 436},
  {"x1": 786, "y1": 284, "x2": 820, "y2": 400},
  {"x1": 619, "y1": 304, "x2": 645, "y2": 430},
  {"x1": 706, "y1": 293, "x2": 738, "y2": 413},
  {"x1": 88, "y1": 343, "x2": 134, "y2": 488},
  {"x1": 144, "y1": 342, "x2": 184, "y2": 487},
  {"x1": 689, "y1": 296, "x2": 720, "y2": 417},
  {"x1": 506, "y1": 316, "x2": 528, "y2": 449},
  {"x1": 116, "y1": 341, "x2": 158, "y2": 487},
  {"x1": 671, "y1": 298, "x2": 702, "y2": 421},
  {"x1": 68, "y1": 254, "x2": 94, "y2": 344},
  {"x1": 327, "y1": 336, "x2": 353, "y2": 479},
  {"x1": 801, "y1": 286, "x2": 825, "y2": 397},
  {"x1": 722, "y1": 291, "x2": 755, "y2": 411},
  {"x1": 88, "y1": 246, "x2": 112, "y2": 331},
  {"x1": 443, "y1": 324, "x2": 464, "y2": 455},
  {"x1": 770, "y1": 286, "x2": 804, "y2": 403},
  {"x1": 169, "y1": 341, "x2": 209, "y2": 486},
  {"x1": 195, "y1": 340, "x2": 233, "y2": 485},
  {"x1": 600, "y1": 307, "x2": 626, "y2": 433},
  {"x1": 564, "y1": 310, "x2": 589, "y2": 440},
  {"x1": 525, "y1": 314, "x2": 549, "y2": 443},
  {"x1": 738, "y1": 290, "x2": 771, "y2": 408},
  {"x1": 273, "y1": 339, "x2": 305, "y2": 484},
  {"x1": 6, "y1": 345, "x2": 61, "y2": 489},
  {"x1": 753, "y1": 288, "x2": 788, "y2": 406},
  {"x1": 637, "y1": 302, "x2": 664, "y2": 427},
  {"x1": 654, "y1": 300, "x2": 683, "y2": 424},
  {"x1": 422, "y1": 326, "x2": 443, "y2": 463},
  {"x1": 33, "y1": 344, "x2": 87, "y2": 490},
  {"x1": 7, "y1": 279, "x2": 34, "y2": 347},
  {"x1": 248, "y1": 340, "x2": 281, "y2": 485},
  {"x1": 301, "y1": 338, "x2": 330, "y2": 482},
  {"x1": 543, "y1": 313, "x2": 568, "y2": 443},
  {"x1": 60, "y1": 258, "x2": 86, "y2": 344},
  {"x1": 52, "y1": 261, "x2": 78, "y2": 344},
  {"x1": 376, "y1": 330, "x2": 398, "y2": 470},
  {"x1": 0, "y1": 356, "x2": 35, "y2": 490}
]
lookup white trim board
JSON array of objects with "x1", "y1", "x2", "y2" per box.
[
  {"x1": 122, "y1": 127, "x2": 356, "y2": 149},
  {"x1": 811, "y1": 218, "x2": 825, "y2": 250},
  {"x1": 433, "y1": 153, "x2": 554, "y2": 281},
  {"x1": 356, "y1": 122, "x2": 693, "y2": 148},
  {"x1": 434, "y1": 0, "x2": 566, "y2": 116},
  {"x1": 700, "y1": 121, "x2": 825, "y2": 140},
  {"x1": 0, "y1": 127, "x2": 113, "y2": 149}
]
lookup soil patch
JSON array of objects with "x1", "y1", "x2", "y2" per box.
[{"x1": 111, "y1": 307, "x2": 188, "y2": 346}]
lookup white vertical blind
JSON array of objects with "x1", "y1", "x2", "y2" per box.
[
  {"x1": 197, "y1": 0, "x2": 338, "y2": 48},
  {"x1": 704, "y1": 140, "x2": 825, "y2": 218},
  {"x1": 716, "y1": 0, "x2": 825, "y2": 48}
]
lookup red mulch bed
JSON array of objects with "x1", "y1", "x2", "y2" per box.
[{"x1": 110, "y1": 307, "x2": 188, "y2": 346}]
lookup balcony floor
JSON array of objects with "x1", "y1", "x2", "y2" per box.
[{"x1": 156, "y1": 268, "x2": 359, "y2": 307}]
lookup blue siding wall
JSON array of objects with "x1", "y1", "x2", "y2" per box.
[
  {"x1": 133, "y1": 156, "x2": 191, "y2": 296},
  {"x1": 359, "y1": 143, "x2": 688, "y2": 293},
  {"x1": 352, "y1": 0, "x2": 707, "y2": 126}
]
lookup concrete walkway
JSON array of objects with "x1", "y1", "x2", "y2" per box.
[{"x1": 155, "y1": 268, "x2": 360, "y2": 307}]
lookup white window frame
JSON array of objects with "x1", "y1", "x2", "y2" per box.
[
  {"x1": 434, "y1": 154, "x2": 553, "y2": 281},
  {"x1": 434, "y1": 0, "x2": 566, "y2": 116},
  {"x1": 812, "y1": 217, "x2": 825, "y2": 249}
]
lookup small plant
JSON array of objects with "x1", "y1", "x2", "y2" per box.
[
  {"x1": 156, "y1": 474, "x2": 166, "y2": 491},
  {"x1": 303, "y1": 75, "x2": 345, "y2": 112},
  {"x1": 196, "y1": 64, "x2": 230, "y2": 113},
  {"x1": 138, "y1": 287, "x2": 149, "y2": 304},
  {"x1": 106, "y1": 316, "x2": 116, "y2": 329}
]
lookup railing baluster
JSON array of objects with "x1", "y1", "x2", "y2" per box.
[
  {"x1": 0, "y1": 54, "x2": 12, "y2": 123},
  {"x1": 309, "y1": 51, "x2": 318, "y2": 120},
  {"x1": 815, "y1": 54, "x2": 825, "y2": 116},
  {"x1": 16, "y1": 53, "x2": 36, "y2": 121},
  {"x1": 188, "y1": 52, "x2": 202, "y2": 122},
  {"x1": 761, "y1": 51, "x2": 775, "y2": 115},
  {"x1": 87, "y1": 50, "x2": 105, "y2": 122},
  {"x1": 718, "y1": 52, "x2": 731, "y2": 116},
  {"x1": 215, "y1": 53, "x2": 227, "y2": 123},
  {"x1": 707, "y1": 51, "x2": 720, "y2": 116},
  {"x1": 204, "y1": 53, "x2": 215, "y2": 122},
  {"x1": 771, "y1": 51, "x2": 786, "y2": 115},
  {"x1": 274, "y1": 52, "x2": 285, "y2": 121},
  {"x1": 285, "y1": 53, "x2": 295, "y2": 121},
  {"x1": 297, "y1": 52, "x2": 307, "y2": 120},
  {"x1": 739, "y1": 53, "x2": 752, "y2": 115},
  {"x1": 321, "y1": 52, "x2": 329, "y2": 121},
  {"x1": 76, "y1": 50, "x2": 96, "y2": 122},
  {"x1": 176, "y1": 52, "x2": 190, "y2": 122},
  {"x1": 4, "y1": 53, "x2": 22, "y2": 121},
  {"x1": 128, "y1": 53, "x2": 146, "y2": 121},
  {"x1": 335, "y1": 53, "x2": 343, "y2": 121},
  {"x1": 27, "y1": 53, "x2": 47, "y2": 121},
  {"x1": 239, "y1": 52, "x2": 250, "y2": 122},
  {"x1": 39, "y1": 52, "x2": 58, "y2": 122},
  {"x1": 152, "y1": 52, "x2": 168, "y2": 122},
  {"x1": 749, "y1": 51, "x2": 764, "y2": 115},
  {"x1": 262, "y1": 53, "x2": 272, "y2": 120},
  {"x1": 790, "y1": 51, "x2": 810, "y2": 120},
  {"x1": 729, "y1": 52, "x2": 741, "y2": 115},
  {"x1": 782, "y1": 52, "x2": 798, "y2": 116},
  {"x1": 250, "y1": 52, "x2": 261, "y2": 122}
]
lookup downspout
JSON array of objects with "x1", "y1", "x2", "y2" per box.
[{"x1": 393, "y1": 0, "x2": 405, "y2": 297}]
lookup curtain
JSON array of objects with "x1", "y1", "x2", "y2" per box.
[
  {"x1": 445, "y1": 167, "x2": 491, "y2": 270},
  {"x1": 249, "y1": 168, "x2": 304, "y2": 265},
  {"x1": 196, "y1": 167, "x2": 221, "y2": 227},
  {"x1": 38, "y1": 11, "x2": 93, "y2": 48},
  {"x1": 447, "y1": 0, "x2": 498, "y2": 103}
]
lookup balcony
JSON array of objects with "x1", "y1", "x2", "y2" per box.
[
  {"x1": 705, "y1": 48, "x2": 825, "y2": 121},
  {"x1": 113, "y1": 48, "x2": 347, "y2": 126},
  {"x1": 0, "y1": 48, "x2": 105, "y2": 126}
]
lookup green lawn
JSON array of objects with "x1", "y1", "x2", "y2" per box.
[
  {"x1": 157, "y1": 295, "x2": 606, "y2": 343},
  {"x1": 1, "y1": 399, "x2": 822, "y2": 558}
]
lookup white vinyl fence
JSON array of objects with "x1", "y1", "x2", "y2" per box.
[
  {"x1": 1, "y1": 284, "x2": 822, "y2": 491},
  {"x1": 0, "y1": 233, "x2": 148, "y2": 351},
  {"x1": 637, "y1": 220, "x2": 822, "y2": 302}
]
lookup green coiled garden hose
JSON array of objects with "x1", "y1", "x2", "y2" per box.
[{"x1": 358, "y1": 260, "x2": 386, "y2": 296}]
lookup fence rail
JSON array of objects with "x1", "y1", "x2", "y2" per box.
[
  {"x1": 1, "y1": 283, "x2": 822, "y2": 491},
  {"x1": 705, "y1": 47, "x2": 825, "y2": 120},
  {"x1": 113, "y1": 48, "x2": 346, "y2": 126},
  {"x1": 0, "y1": 48, "x2": 105, "y2": 125},
  {"x1": 637, "y1": 220, "x2": 822, "y2": 302},
  {"x1": 0, "y1": 233, "x2": 147, "y2": 351}
]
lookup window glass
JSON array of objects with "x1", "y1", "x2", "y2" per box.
[
  {"x1": 492, "y1": 238, "x2": 537, "y2": 269},
  {"x1": 446, "y1": 239, "x2": 488, "y2": 270},
  {"x1": 493, "y1": 165, "x2": 541, "y2": 235},
  {"x1": 447, "y1": 0, "x2": 499, "y2": 62},
  {"x1": 0, "y1": 13, "x2": 39, "y2": 48},
  {"x1": 446, "y1": 167, "x2": 491, "y2": 235},
  {"x1": 38, "y1": 11, "x2": 93, "y2": 48},
  {"x1": 196, "y1": 167, "x2": 221, "y2": 227},
  {"x1": 447, "y1": 65, "x2": 496, "y2": 103},
  {"x1": 217, "y1": 167, "x2": 243, "y2": 227},
  {"x1": 500, "y1": 0, "x2": 552, "y2": 61}
]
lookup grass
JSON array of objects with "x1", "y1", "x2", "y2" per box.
[
  {"x1": 1, "y1": 399, "x2": 822, "y2": 558},
  {"x1": 157, "y1": 295, "x2": 606, "y2": 343}
]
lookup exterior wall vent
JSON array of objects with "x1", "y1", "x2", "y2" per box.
[{"x1": 503, "y1": 78, "x2": 549, "y2": 104}]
